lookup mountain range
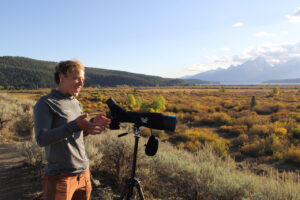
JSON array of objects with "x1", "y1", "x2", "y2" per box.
[
  {"x1": 1, "y1": 56, "x2": 299, "y2": 89},
  {"x1": 183, "y1": 57, "x2": 300, "y2": 84}
]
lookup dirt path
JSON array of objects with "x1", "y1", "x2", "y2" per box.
[{"x1": 0, "y1": 143, "x2": 42, "y2": 200}]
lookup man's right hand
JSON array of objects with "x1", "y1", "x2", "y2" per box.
[{"x1": 76, "y1": 114, "x2": 105, "y2": 135}]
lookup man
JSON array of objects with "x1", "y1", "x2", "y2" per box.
[{"x1": 34, "y1": 60, "x2": 111, "y2": 200}]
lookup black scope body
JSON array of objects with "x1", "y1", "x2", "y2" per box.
[{"x1": 106, "y1": 97, "x2": 176, "y2": 132}]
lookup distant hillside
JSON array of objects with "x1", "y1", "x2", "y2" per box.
[
  {"x1": 263, "y1": 78, "x2": 300, "y2": 84},
  {"x1": 183, "y1": 79, "x2": 219, "y2": 85},
  {"x1": 0, "y1": 56, "x2": 187, "y2": 89},
  {"x1": 183, "y1": 57, "x2": 300, "y2": 84}
]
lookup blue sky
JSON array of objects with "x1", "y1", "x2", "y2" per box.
[{"x1": 1, "y1": 0, "x2": 300, "y2": 78}]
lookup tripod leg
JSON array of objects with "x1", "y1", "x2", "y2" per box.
[
  {"x1": 120, "y1": 178, "x2": 145, "y2": 200},
  {"x1": 120, "y1": 178, "x2": 136, "y2": 200},
  {"x1": 120, "y1": 182, "x2": 130, "y2": 200},
  {"x1": 135, "y1": 181, "x2": 145, "y2": 200},
  {"x1": 127, "y1": 186, "x2": 134, "y2": 200}
]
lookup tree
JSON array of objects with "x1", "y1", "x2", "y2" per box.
[
  {"x1": 251, "y1": 96, "x2": 257, "y2": 107},
  {"x1": 6, "y1": 85, "x2": 15, "y2": 90},
  {"x1": 273, "y1": 87, "x2": 280, "y2": 96},
  {"x1": 139, "y1": 99, "x2": 149, "y2": 112},
  {"x1": 96, "y1": 92, "x2": 103, "y2": 102},
  {"x1": 125, "y1": 94, "x2": 136, "y2": 109},
  {"x1": 151, "y1": 96, "x2": 166, "y2": 112},
  {"x1": 219, "y1": 86, "x2": 227, "y2": 93}
]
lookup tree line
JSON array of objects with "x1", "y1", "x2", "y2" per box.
[{"x1": 0, "y1": 56, "x2": 187, "y2": 89}]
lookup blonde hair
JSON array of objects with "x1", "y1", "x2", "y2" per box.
[{"x1": 54, "y1": 60, "x2": 84, "y2": 85}]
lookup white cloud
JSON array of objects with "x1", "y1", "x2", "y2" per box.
[
  {"x1": 233, "y1": 22, "x2": 244, "y2": 27},
  {"x1": 211, "y1": 55, "x2": 233, "y2": 63},
  {"x1": 184, "y1": 42, "x2": 300, "y2": 73},
  {"x1": 186, "y1": 63, "x2": 224, "y2": 73},
  {"x1": 286, "y1": 7, "x2": 300, "y2": 23},
  {"x1": 224, "y1": 42, "x2": 300, "y2": 65},
  {"x1": 255, "y1": 32, "x2": 274, "y2": 37}
]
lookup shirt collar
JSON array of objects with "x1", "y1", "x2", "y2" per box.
[{"x1": 51, "y1": 89, "x2": 74, "y2": 100}]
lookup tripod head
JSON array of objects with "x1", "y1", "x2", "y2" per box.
[
  {"x1": 118, "y1": 124, "x2": 141, "y2": 138},
  {"x1": 118, "y1": 124, "x2": 158, "y2": 157}
]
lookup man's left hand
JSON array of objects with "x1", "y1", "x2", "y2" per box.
[{"x1": 88, "y1": 113, "x2": 111, "y2": 135}]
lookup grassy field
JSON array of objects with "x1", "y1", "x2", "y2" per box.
[
  {"x1": 1, "y1": 85, "x2": 300, "y2": 199},
  {"x1": 4, "y1": 85, "x2": 300, "y2": 167}
]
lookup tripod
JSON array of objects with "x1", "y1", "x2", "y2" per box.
[{"x1": 119, "y1": 125, "x2": 145, "y2": 200}]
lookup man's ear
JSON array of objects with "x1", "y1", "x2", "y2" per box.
[{"x1": 59, "y1": 73, "x2": 65, "y2": 83}]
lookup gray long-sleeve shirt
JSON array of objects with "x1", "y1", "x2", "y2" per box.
[{"x1": 34, "y1": 89, "x2": 89, "y2": 175}]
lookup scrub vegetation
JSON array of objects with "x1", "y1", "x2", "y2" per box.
[{"x1": 1, "y1": 85, "x2": 300, "y2": 199}]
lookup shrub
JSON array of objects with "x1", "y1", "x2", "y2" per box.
[
  {"x1": 211, "y1": 139, "x2": 229, "y2": 157},
  {"x1": 249, "y1": 124, "x2": 270, "y2": 136},
  {"x1": 248, "y1": 123, "x2": 285, "y2": 137},
  {"x1": 175, "y1": 128, "x2": 229, "y2": 156},
  {"x1": 84, "y1": 139, "x2": 103, "y2": 171},
  {"x1": 270, "y1": 103, "x2": 285, "y2": 113},
  {"x1": 253, "y1": 103, "x2": 285, "y2": 115},
  {"x1": 176, "y1": 128, "x2": 218, "y2": 143},
  {"x1": 241, "y1": 140, "x2": 264, "y2": 157},
  {"x1": 253, "y1": 105, "x2": 271, "y2": 115},
  {"x1": 0, "y1": 93, "x2": 35, "y2": 139},
  {"x1": 285, "y1": 145, "x2": 300, "y2": 164},
  {"x1": 220, "y1": 125, "x2": 248, "y2": 136},
  {"x1": 95, "y1": 92, "x2": 104, "y2": 102},
  {"x1": 232, "y1": 114, "x2": 269, "y2": 128},
  {"x1": 270, "y1": 112, "x2": 288, "y2": 122},
  {"x1": 16, "y1": 141, "x2": 45, "y2": 167},
  {"x1": 272, "y1": 151, "x2": 284, "y2": 161},
  {"x1": 291, "y1": 126, "x2": 300, "y2": 139},
  {"x1": 169, "y1": 105, "x2": 180, "y2": 113},
  {"x1": 14, "y1": 111, "x2": 34, "y2": 136},
  {"x1": 231, "y1": 134, "x2": 248, "y2": 147},
  {"x1": 180, "y1": 112, "x2": 195, "y2": 123},
  {"x1": 274, "y1": 127, "x2": 287, "y2": 136},
  {"x1": 290, "y1": 112, "x2": 300, "y2": 122},
  {"x1": 221, "y1": 100, "x2": 236, "y2": 109},
  {"x1": 185, "y1": 141, "x2": 200, "y2": 152},
  {"x1": 264, "y1": 134, "x2": 284, "y2": 156},
  {"x1": 86, "y1": 132, "x2": 135, "y2": 184},
  {"x1": 201, "y1": 112, "x2": 232, "y2": 126}
]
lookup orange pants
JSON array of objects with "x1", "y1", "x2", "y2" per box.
[{"x1": 42, "y1": 169, "x2": 92, "y2": 200}]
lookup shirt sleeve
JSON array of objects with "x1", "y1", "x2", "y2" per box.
[{"x1": 34, "y1": 98, "x2": 81, "y2": 147}]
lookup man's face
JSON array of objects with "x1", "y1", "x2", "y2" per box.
[{"x1": 60, "y1": 69, "x2": 84, "y2": 97}]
